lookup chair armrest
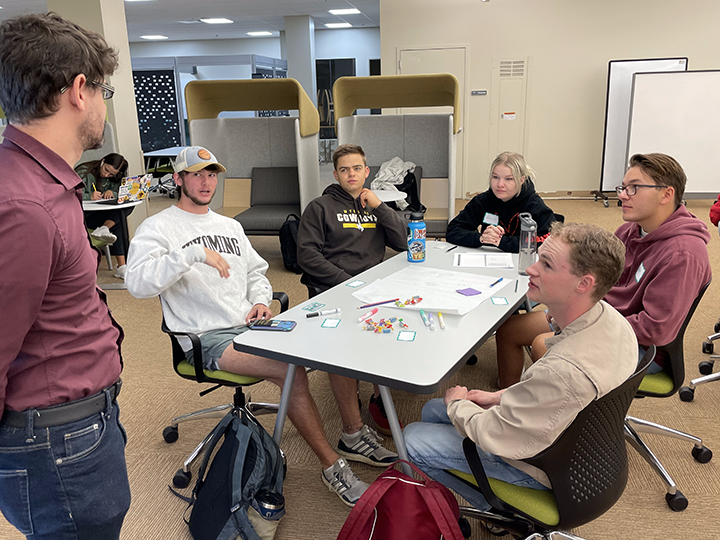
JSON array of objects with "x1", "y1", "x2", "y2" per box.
[
  {"x1": 272, "y1": 291, "x2": 289, "y2": 313},
  {"x1": 161, "y1": 318, "x2": 207, "y2": 383}
]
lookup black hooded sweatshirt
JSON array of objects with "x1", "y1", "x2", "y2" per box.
[
  {"x1": 297, "y1": 184, "x2": 408, "y2": 292},
  {"x1": 445, "y1": 179, "x2": 556, "y2": 252}
]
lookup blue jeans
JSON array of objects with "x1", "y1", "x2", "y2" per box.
[
  {"x1": 404, "y1": 399, "x2": 548, "y2": 511},
  {"x1": 0, "y1": 392, "x2": 131, "y2": 540}
]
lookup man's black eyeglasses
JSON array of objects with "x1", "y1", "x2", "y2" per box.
[
  {"x1": 60, "y1": 79, "x2": 115, "y2": 100},
  {"x1": 615, "y1": 184, "x2": 668, "y2": 197}
]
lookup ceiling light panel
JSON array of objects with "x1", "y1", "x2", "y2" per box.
[
  {"x1": 328, "y1": 9, "x2": 361, "y2": 15},
  {"x1": 200, "y1": 18, "x2": 234, "y2": 24},
  {"x1": 325, "y1": 22, "x2": 352, "y2": 29}
]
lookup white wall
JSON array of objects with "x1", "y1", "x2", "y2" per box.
[
  {"x1": 129, "y1": 37, "x2": 281, "y2": 58},
  {"x1": 315, "y1": 28, "x2": 381, "y2": 78},
  {"x1": 380, "y1": 0, "x2": 720, "y2": 195}
]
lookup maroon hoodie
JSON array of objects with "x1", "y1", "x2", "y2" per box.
[{"x1": 604, "y1": 205, "x2": 711, "y2": 350}]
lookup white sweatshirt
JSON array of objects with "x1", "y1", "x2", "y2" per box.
[{"x1": 126, "y1": 206, "x2": 272, "y2": 338}]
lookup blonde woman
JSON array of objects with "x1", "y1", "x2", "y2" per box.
[{"x1": 446, "y1": 152, "x2": 556, "y2": 252}]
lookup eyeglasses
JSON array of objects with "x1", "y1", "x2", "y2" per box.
[
  {"x1": 59, "y1": 79, "x2": 115, "y2": 100},
  {"x1": 615, "y1": 183, "x2": 668, "y2": 197}
]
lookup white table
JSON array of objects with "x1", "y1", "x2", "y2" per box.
[
  {"x1": 83, "y1": 199, "x2": 145, "y2": 290},
  {"x1": 373, "y1": 190, "x2": 408, "y2": 203},
  {"x1": 234, "y1": 243, "x2": 529, "y2": 472}
]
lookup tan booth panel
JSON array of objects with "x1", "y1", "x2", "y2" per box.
[
  {"x1": 333, "y1": 73, "x2": 461, "y2": 134},
  {"x1": 185, "y1": 78, "x2": 319, "y2": 137}
]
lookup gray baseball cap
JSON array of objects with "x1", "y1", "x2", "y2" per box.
[{"x1": 174, "y1": 146, "x2": 227, "y2": 173}]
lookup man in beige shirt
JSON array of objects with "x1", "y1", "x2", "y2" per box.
[{"x1": 404, "y1": 223, "x2": 638, "y2": 510}]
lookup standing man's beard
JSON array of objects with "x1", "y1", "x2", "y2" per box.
[
  {"x1": 78, "y1": 114, "x2": 105, "y2": 151},
  {"x1": 181, "y1": 182, "x2": 216, "y2": 206}
]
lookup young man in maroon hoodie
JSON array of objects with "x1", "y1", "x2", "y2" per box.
[{"x1": 495, "y1": 153, "x2": 711, "y2": 387}]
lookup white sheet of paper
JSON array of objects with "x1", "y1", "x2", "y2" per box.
[
  {"x1": 351, "y1": 266, "x2": 512, "y2": 315},
  {"x1": 453, "y1": 252, "x2": 514, "y2": 269}
]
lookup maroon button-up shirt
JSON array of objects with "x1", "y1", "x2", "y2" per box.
[{"x1": 0, "y1": 125, "x2": 123, "y2": 416}]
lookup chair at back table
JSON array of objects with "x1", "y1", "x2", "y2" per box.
[
  {"x1": 624, "y1": 281, "x2": 712, "y2": 511},
  {"x1": 680, "y1": 291, "x2": 720, "y2": 400},
  {"x1": 447, "y1": 347, "x2": 655, "y2": 540},
  {"x1": 161, "y1": 291, "x2": 289, "y2": 488}
]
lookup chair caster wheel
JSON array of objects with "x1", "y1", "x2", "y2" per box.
[
  {"x1": 666, "y1": 490, "x2": 688, "y2": 511},
  {"x1": 163, "y1": 425, "x2": 179, "y2": 443},
  {"x1": 702, "y1": 341, "x2": 714, "y2": 354},
  {"x1": 173, "y1": 468, "x2": 192, "y2": 489},
  {"x1": 699, "y1": 360, "x2": 714, "y2": 375},
  {"x1": 459, "y1": 517, "x2": 472, "y2": 539},
  {"x1": 714, "y1": 321, "x2": 720, "y2": 333},
  {"x1": 466, "y1": 354, "x2": 478, "y2": 366},
  {"x1": 678, "y1": 386, "x2": 695, "y2": 402},
  {"x1": 692, "y1": 445, "x2": 712, "y2": 463}
]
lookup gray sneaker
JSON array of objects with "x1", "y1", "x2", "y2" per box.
[
  {"x1": 337, "y1": 425, "x2": 398, "y2": 467},
  {"x1": 322, "y1": 458, "x2": 369, "y2": 507}
]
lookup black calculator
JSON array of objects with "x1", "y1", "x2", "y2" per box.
[{"x1": 249, "y1": 319, "x2": 297, "y2": 332}]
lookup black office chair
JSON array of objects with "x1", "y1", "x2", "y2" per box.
[
  {"x1": 448, "y1": 347, "x2": 655, "y2": 539},
  {"x1": 161, "y1": 291, "x2": 288, "y2": 488},
  {"x1": 680, "y1": 314, "x2": 720, "y2": 401},
  {"x1": 625, "y1": 281, "x2": 712, "y2": 511}
]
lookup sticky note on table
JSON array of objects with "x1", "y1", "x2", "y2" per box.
[{"x1": 457, "y1": 287, "x2": 481, "y2": 296}]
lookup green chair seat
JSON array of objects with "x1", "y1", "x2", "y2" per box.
[
  {"x1": 449, "y1": 469, "x2": 560, "y2": 526},
  {"x1": 637, "y1": 371, "x2": 673, "y2": 395},
  {"x1": 176, "y1": 360, "x2": 261, "y2": 385}
]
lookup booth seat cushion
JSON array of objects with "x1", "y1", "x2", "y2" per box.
[
  {"x1": 234, "y1": 204, "x2": 301, "y2": 235},
  {"x1": 251, "y1": 167, "x2": 300, "y2": 206}
]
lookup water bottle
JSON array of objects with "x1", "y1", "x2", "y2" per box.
[
  {"x1": 407, "y1": 212, "x2": 426, "y2": 263},
  {"x1": 517, "y1": 212, "x2": 537, "y2": 276},
  {"x1": 247, "y1": 490, "x2": 285, "y2": 540}
]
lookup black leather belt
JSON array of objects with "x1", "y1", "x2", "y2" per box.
[{"x1": 1, "y1": 379, "x2": 122, "y2": 428}]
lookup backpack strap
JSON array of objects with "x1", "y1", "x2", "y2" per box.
[
  {"x1": 416, "y1": 484, "x2": 464, "y2": 540},
  {"x1": 193, "y1": 412, "x2": 236, "y2": 498}
]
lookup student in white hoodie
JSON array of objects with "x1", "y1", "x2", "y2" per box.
[{"x1": 125, "y1": 146, "x2": 374, "y2": 507}]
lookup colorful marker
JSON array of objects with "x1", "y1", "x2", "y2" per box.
[
  {"x1": 357, "y1": 307, "x2": 379, "y2": 323},
  {"x1": 357, "y1": 298, "x2": 400, "y2": 309},
  {"x1": 427, "y1": 312, "x2": 436, "y2": 331},
  {"x1": 419, "y1": 309, "x2": 430, "y2": 328},
  {"x1": 437, "y1": 312, "x2": 446, "y2": 330},
  {"x1": 489, "y1": 277, "x2": 504, "y2": 287}
]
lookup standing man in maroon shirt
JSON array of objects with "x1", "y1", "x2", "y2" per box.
[{"x1": 0, "y1": 13, "x2": 130, "y2": 540}]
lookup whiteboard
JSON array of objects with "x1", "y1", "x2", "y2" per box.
[
  {"x1": 627, "y1": 70, "x2": 720, "y2": 196},
  {"x1": 600, "y1": 58, "x2": 687, "y2": 192}
]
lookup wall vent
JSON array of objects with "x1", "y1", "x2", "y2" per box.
[{"x1": 499, "y1": 60, "x2": 525, "y2": 78}]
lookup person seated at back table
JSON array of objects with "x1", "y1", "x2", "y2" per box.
[
  {"x1": 75, "y1": 152, "x2": 130, "y2": 278},
  {"x1": 404, "y1": 223, "x2": 638, "y2": 523},
  {"x1": 446, "y1": 151, "x2": 556, "y2": 251},
  {"x1": 125, "y1": 146, "x2": 379, "y2": 508},
  {"x1": 495, "y1": 153, "x2": 711, "y2": 388},
  {"x1": 297, "y1": 143, "x2": 408, "y2": 441}
]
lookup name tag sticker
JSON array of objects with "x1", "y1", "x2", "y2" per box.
[
  {"x1": 483, "y1": 213, "x2": 499, "y2": 226},
  {"x1": 346, "y1": 280, "x2": 365, "y2": 288},
  {"x1": 491, "y1": 297, "x2": 509, "y2": 305},
  {"x1": 302, "y1": 302, "x2": 325, "y2": 311},
  {"x1": 321, "y1": 318, "x2": 341, "y2": 328},
  {"x1": 635, "y1": 262, "x2": 646, "y2": 283},
  {"x1": 397, "y1": 331, "x2": 416, "y2": 342}
]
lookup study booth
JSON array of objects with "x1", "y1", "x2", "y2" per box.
[
  {"x1": 184, "y1": 78, "x2": 321, "y2": 235},
  {"x1": 333, "y1": 73, "x2": 461, "y2": 237}
]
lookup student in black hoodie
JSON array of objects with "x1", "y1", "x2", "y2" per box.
[
  {"x1": 298, "y1": 143, "x2": 408, "y2": 447},
  {"x1": 446, "y1": 152, "x2": 556, "y2": 252}
]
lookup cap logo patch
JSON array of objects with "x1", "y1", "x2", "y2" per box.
[{"x1": 197, "y1": 149, "x2": 211, "y2": 160}]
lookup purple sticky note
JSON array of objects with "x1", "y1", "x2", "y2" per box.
[{"x1": 457, "y1": 287, "x2": 481, "y2": 296}]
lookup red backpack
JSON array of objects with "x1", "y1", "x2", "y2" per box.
[{"x1": 337, "y1": 460, "x2": 464, "y2": 540}]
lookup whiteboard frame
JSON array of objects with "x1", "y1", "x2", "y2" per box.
[
  {"x1": 599, "y1": 58, "x2": 687, "y2": 193},
  {"x1": 627, "y1": 69, "x2": 720, "y2": 198}
]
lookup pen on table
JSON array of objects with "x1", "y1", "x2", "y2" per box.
[
  {"x1": 419, "y1": 309, "x2": 430, "y2": 328},
  {"x1": 438, "y1": 312, "x2": 446, "y2": 330},
  {"x1": 307, "y1": 308, "x2": 341, "y2": 318},
  {"x1": 446, "y1": 245, "x2": 458, "y2": 252},
  {"x1": 427, "y1": 312, "x2": 436, "y2": 331},
  {"x1": 489, "y1": 277, "x2": 504, "y2": 288},
  {"x1": 357, "y1": 307, "x2": 378, "y2": 323},
  {"x1": 357, "y1": 298, "x2": 399, "y2": 309},
  {"x1": 515, "y1": 280, "x2": 518, "y2": 293}
]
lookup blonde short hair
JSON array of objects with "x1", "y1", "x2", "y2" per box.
[{"x1": 488, "y1": 152, "x2": 536, "y2": 197}]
